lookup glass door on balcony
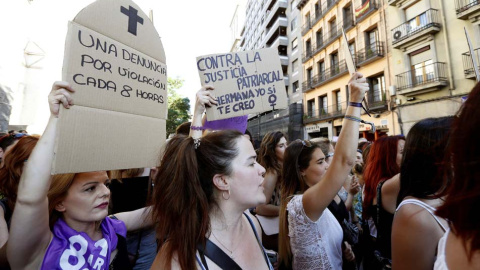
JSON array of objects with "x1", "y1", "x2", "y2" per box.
[
  {"x1": 329, "y1": 18, "x2": 337, "y2": 37},
  {"x1": 318, "y1": 61, "x2": 325, "y2": 81},
  {"x1": 331, "y1": 52, "x2": 339, "y2": 76},
  {"x1": 316, "y1": 29, "x2": 323, "y2": 48},
  {"x1": 412, "y1": 59, "x2": 434, "y2": 85},
  {"x1": 335, "y1": 91, "x2": 342, "y2": 112},
  {"x1": 306, "y1": 39, "x2": 312, "y2": 57},
  {"x1": 343, "y1": 5, "x2": 353, "y2": 27},
  {"x1": 307, "y1": 68, "x2": 313, "y2": 86},
  {"x1": 307, "y1": 99, "x2": 315, "y2": 117},
  {"x1": 319, "y1": 95, "x2": 328, "y2": 115},
  {"x1": 370, "y1": 75, "x2": 386, "y2": 102},
  {"x1": 366, "y1": 29, "x2": 378, "y2": 54},
  {"x1": 408, "y1": 12, "x2": 428, "y2": 32},
  {"x1": 349, "y1": 42, "x2": 356, "y2": 62}
]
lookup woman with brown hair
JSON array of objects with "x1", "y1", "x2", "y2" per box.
[
  {"x1": 434, "y1": 82, "x2": 480, "y2": 269},
  {"x1": 278, "y1": 72, "x2": 367, "y2": 269},
  {"x1": 0, "y1": 135, "x2": 39, "y2": 267},
  {"x1": 151, "y1": 86, "x2": 273, "y2": 270},
  {"x1": 7, "y1": 82, "x2": 153, "y2": 270}
]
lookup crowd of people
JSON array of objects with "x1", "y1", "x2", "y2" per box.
[{"x1": 0, "y1": 73, "x2": 478, "y2": 269}]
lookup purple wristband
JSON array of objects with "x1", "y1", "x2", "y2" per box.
[
  {"x1": 349, "y1": 102, "x2": 363, "y2": 108},
  {"x1": 190, "y1": 125, "x2": 204, "y2": 131}
]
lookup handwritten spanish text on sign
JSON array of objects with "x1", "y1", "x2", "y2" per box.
[
  {"x1": 63, "y1": 22, "x2": 167, "y2": 119},
  {"x1": 196, "y1": 48, "x2": 288, "y2": 120}
]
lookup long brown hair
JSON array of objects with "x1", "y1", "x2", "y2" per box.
[
  {"x1": 0, "y1": 135, "x2": 39, "y2": 210},
  {"x1": 279, "y1": 140, "x2": 320, "y2": 268},
  {"x1": 436, "y1": 82, "x2": 480, "y2": 260},
  {"x1": 151, "y1": 130, "x2": 243, "y2": 270},
  {"x1": 257, "y1": 131, "x2": 285, "y2": 176},
  {"x1": 362, "y1": 135, "x2": 404, "y2": 219}
]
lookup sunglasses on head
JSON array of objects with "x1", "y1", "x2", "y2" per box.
[
  {"x1": 295, "y1": 139, "x2": 312, "y2": 148},
  {"x1": 13, "y1": 133, "x2": 29, "y2": 138}
]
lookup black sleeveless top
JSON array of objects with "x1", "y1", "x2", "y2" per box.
[{"x1": 367, "y1": 181, "x2": 394, "y2": 259}]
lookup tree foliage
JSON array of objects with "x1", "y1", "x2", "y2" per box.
[{"x1": 166, "y1": 77, "x2": 190, "y2": 136}]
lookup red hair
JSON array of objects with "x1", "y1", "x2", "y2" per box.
[
  {"x1": 0, "y1": 135, "x2": 39, "y2": 210},
  {"x1": 362, "y1": 135, "x2": 404, "y2": 219}
]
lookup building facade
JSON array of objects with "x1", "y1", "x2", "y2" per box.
[
  {"x1": 388, "y1": 0, "x2": 476, "y2": 134},
  {"x1": 298, "y1": 0, "x2": 399, "y2": 141},
  {"x1": 240, "y1": 0, "x2": 304, "y2": 144}
]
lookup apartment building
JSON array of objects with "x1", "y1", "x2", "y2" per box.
[
  {"x1": 240, "y1": 0, "x2": 304, "y2": 143},
  {"x1": 298, "y1": 0, "x2": 399, "y2": 140},
  {"x1": 388, "y1": 0, "x2": 476, "y2": 133}
]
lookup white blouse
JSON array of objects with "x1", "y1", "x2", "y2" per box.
[
  {"x1": 287, "y1": 195, "x2": 343, "y2": 270},
  {"x1": 434, "y1": 229, "x2": 449, "y2": 270}
]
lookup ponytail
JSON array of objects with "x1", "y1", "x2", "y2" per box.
[
  {"x1": 151, "y1": 135, "x2": 209, "y2": 270},
  {"x1": 151, "y1": 130, "x2": 243, "y2": 269}
]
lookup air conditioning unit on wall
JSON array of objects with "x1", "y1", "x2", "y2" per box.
[{"x1": 393, "y1": 30, "x2": 402, "y2": 41}]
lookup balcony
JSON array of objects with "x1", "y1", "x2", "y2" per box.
[
  {"x1": 304, "y1": 101, "x2": 347, "y2": 123},
  {"x1": 395, "y1": 62, "x2": 448, "y2": 96},
  {"x1": 312, "y1": 60, "x2": 349, "y2": 87},
  {"x1": 302, "y1": 79, "x2": 313, "y2": 92},
  {"x1": 391, "y1": 9, "x2": 441, "y2": 50},
  {"x1": 388, "y1": 0, "x2": 402, "y2": 7},
  {"x1": 455, "y1": 0, "x2": 480, "y2": 19},
  {"x1": 311, "y1": 7, "x2": 324, "y2": 27},
  {"x1": 316, "y1": 19, "x2": 353, "y2": 52},
  {"x1": 302, "y1": 21, "x2": 312, "y2": 36},
  {"x1": 356, "y1": 41, "x2": 385, "y2": 67},
  {"x1": 323, "y1": 0, "x2": 339, "y2": 15},
  {"x1": 367, "y1": 91, "x2": 388, "y2": 112},
  {"x1": 461, "y1": 48, "x2": 480, "y2": 79},
  {"x1": 302, "y1": 45, "x2": 314, "y2": 62},
  {"x1": 355, "y1": 0, "x2": 378, "y2": 24}
]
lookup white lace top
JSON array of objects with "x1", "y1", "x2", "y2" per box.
[
  {"x1": 287, "y1": 195, "x2": 343, "y2": 270},
  {"x1": 434, "y1": 229, "x2": 449, "y2": 270}
]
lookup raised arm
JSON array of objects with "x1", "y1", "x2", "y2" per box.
[
  {"x1": 8, "y1": 82, "x2": 74, "y2": 269},
  {"x1": 114, "y1": 206, "x2": 153, "y2": 232},
  {"x1": 303, "y1": 73, "x2": 368, "y2": 221},
  {"x1": 189, "y1": 85, "x2": 217, "y2": 139}
]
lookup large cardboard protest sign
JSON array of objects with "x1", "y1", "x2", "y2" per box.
[
  {"x1": 53, "y1": 0, "x2": 167, "y2": 174},
  {"x1": 197, "y1": 48, "x2": 288, "y2": 120}
]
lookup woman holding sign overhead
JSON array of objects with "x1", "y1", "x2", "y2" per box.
[
  {"x1": 150, "y1": 85, "x2": 274, "y2": 269},
  {"x1": 7, "y1": 82, "x2": 153, "y2": 270}
]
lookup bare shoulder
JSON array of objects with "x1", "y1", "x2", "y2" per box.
[
  {"x1": 244, "y1": 210, "x2": 262, "y2": 238},
  {"x1": 382, "y1": 173, "x2": 400, "y2": 195}
]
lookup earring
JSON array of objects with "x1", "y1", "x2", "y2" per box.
[{"x1": 222, "y1": 190, "x2": 230, "y2": 200}]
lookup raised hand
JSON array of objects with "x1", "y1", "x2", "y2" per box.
[
  {"x1": 48, "y1": 81, "x2": 75, "y2": 117},
  {"x1": 194, "y1": 85, "x2": 218, "y2": 114}
]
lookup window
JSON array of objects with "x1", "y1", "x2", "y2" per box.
[
  {"x1": 316, "y1": 29, "x2": 323, "y2": 48},
  {"x1": 315, "y1": 2, "x2": 321, "y2": 18},
  {"x1": 307, "y1": 99, "x2": 315, "y2": 117},
  {"x1": 413, "y1": 59, "x2": 434, "y2": 85},
  {"x1": 307, "y1": 68, "x2": 313, "y2": 84},
  {"x1": 293, "y1": 81, "x2": 299, "y2": 92},
  {"x1": 335, "y1": 90, "x2": 342, "y2": 111},
  {"x1": 305, "y1": 13, "x2": 311, "y2": 27},
  {"x1": 330, "y1": 52, "x2": 339, "y2": 68},
  {"x1": 343, "y1": 5, "x2": 352, "y2": 26},
  {"x1": 366, "y1": 28, "x2": 378, "y2": 50},
  {"x1": 292, "y1": 38, "x2": 298, "y2": 50},
  {"x1": 348, "y1": 41, "x2": 356, "y2": 59},
  {"x1": 292, "y1": 59, "x2": 298, "y2": 73},
  {"x1": 319, "y1": 95, "x2": 328, "y2": 115},
  {"x1": 306, "y1": 39, "x2": 312, "y2": 56},
  {"x1": 329, "y1": 18, "x2": 337, "y2": 36},
  {"x1": 291, "y1": 16, "x2": 297, "y2": 31},
  {"x1": 317, "y1": 60, "x2": 325, "y2": 80},
  {"x1": 368, "y1": 75, "x2": 386, "y2": 102}
]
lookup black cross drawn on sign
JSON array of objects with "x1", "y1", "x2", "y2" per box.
[{"x1": 121, "y1": 5, "x2": 144, "y2": 36}]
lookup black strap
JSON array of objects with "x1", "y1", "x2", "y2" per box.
[
  {"x1": 376, "y1": 180, "x2": 387, "y2": 239},
  {"x1": 197, "y1": 239, "x2": 242, "y2": 270}
]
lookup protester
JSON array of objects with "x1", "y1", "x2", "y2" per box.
[
  {"x1": 109, "y1": 168, "x2": 156, "y2": 270},
  {"x1": 278, "y1": 72, "x2": 367, "y2": 269},
  {"x1": 7, "y1": 81, "x2": 153, "y2": 270},
  {"x1": 435, "y1": 83, "x2": 480, "y2": 269},
  {"x1": 0, "y1": 133, "x2": 29, "y2": 165},
  {"x1": 391, "y1": 117, "x2": 452, "y2": 270},
  {"x1": 254, "y1": 131, "x2": 286, "y2": 251},
  {"x1": 362, "y1": 135, "x2": 405, "y2": 269},
  {"x1": 150, "y1": 85, "x2": 274, "y2": 269},
  {"x1": 0, "y1": 135, "x2": 39, "y2": 268}
]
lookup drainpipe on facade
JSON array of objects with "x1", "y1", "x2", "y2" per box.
[
  {"x1": 439, "y1": 0, "x2": 455, "y2": 94},
  {"x1": 380, "y1": 0, "x2": 397, "y2": 135}
]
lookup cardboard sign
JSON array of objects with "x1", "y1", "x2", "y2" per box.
[
  {"x1": 341, "y1": 28, "x2": 356, "y2": 76},
  {"x1": 203, "y1": 115, "x2": 248, "y2": 133},
  {"x1": 53, "y1": 0, "x2": 167, "y2": 174},
  {"x1": 197, "y1": 48, "x2": 288, "y2": 120}
]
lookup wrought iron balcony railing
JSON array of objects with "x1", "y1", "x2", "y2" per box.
[
  {"x1": 391, "y1": 9, "x2": 441, "y2": 45},
  {"x1": 395, "y1": 62, "x2": 447, "y2": 91},
  {"x1": 355, "y1": 41, "x2": 384, "y2": 66}
]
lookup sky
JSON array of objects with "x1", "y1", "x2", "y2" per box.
[{"x1": 0, "y1": 0, "x2": 241, "y2": 133}]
